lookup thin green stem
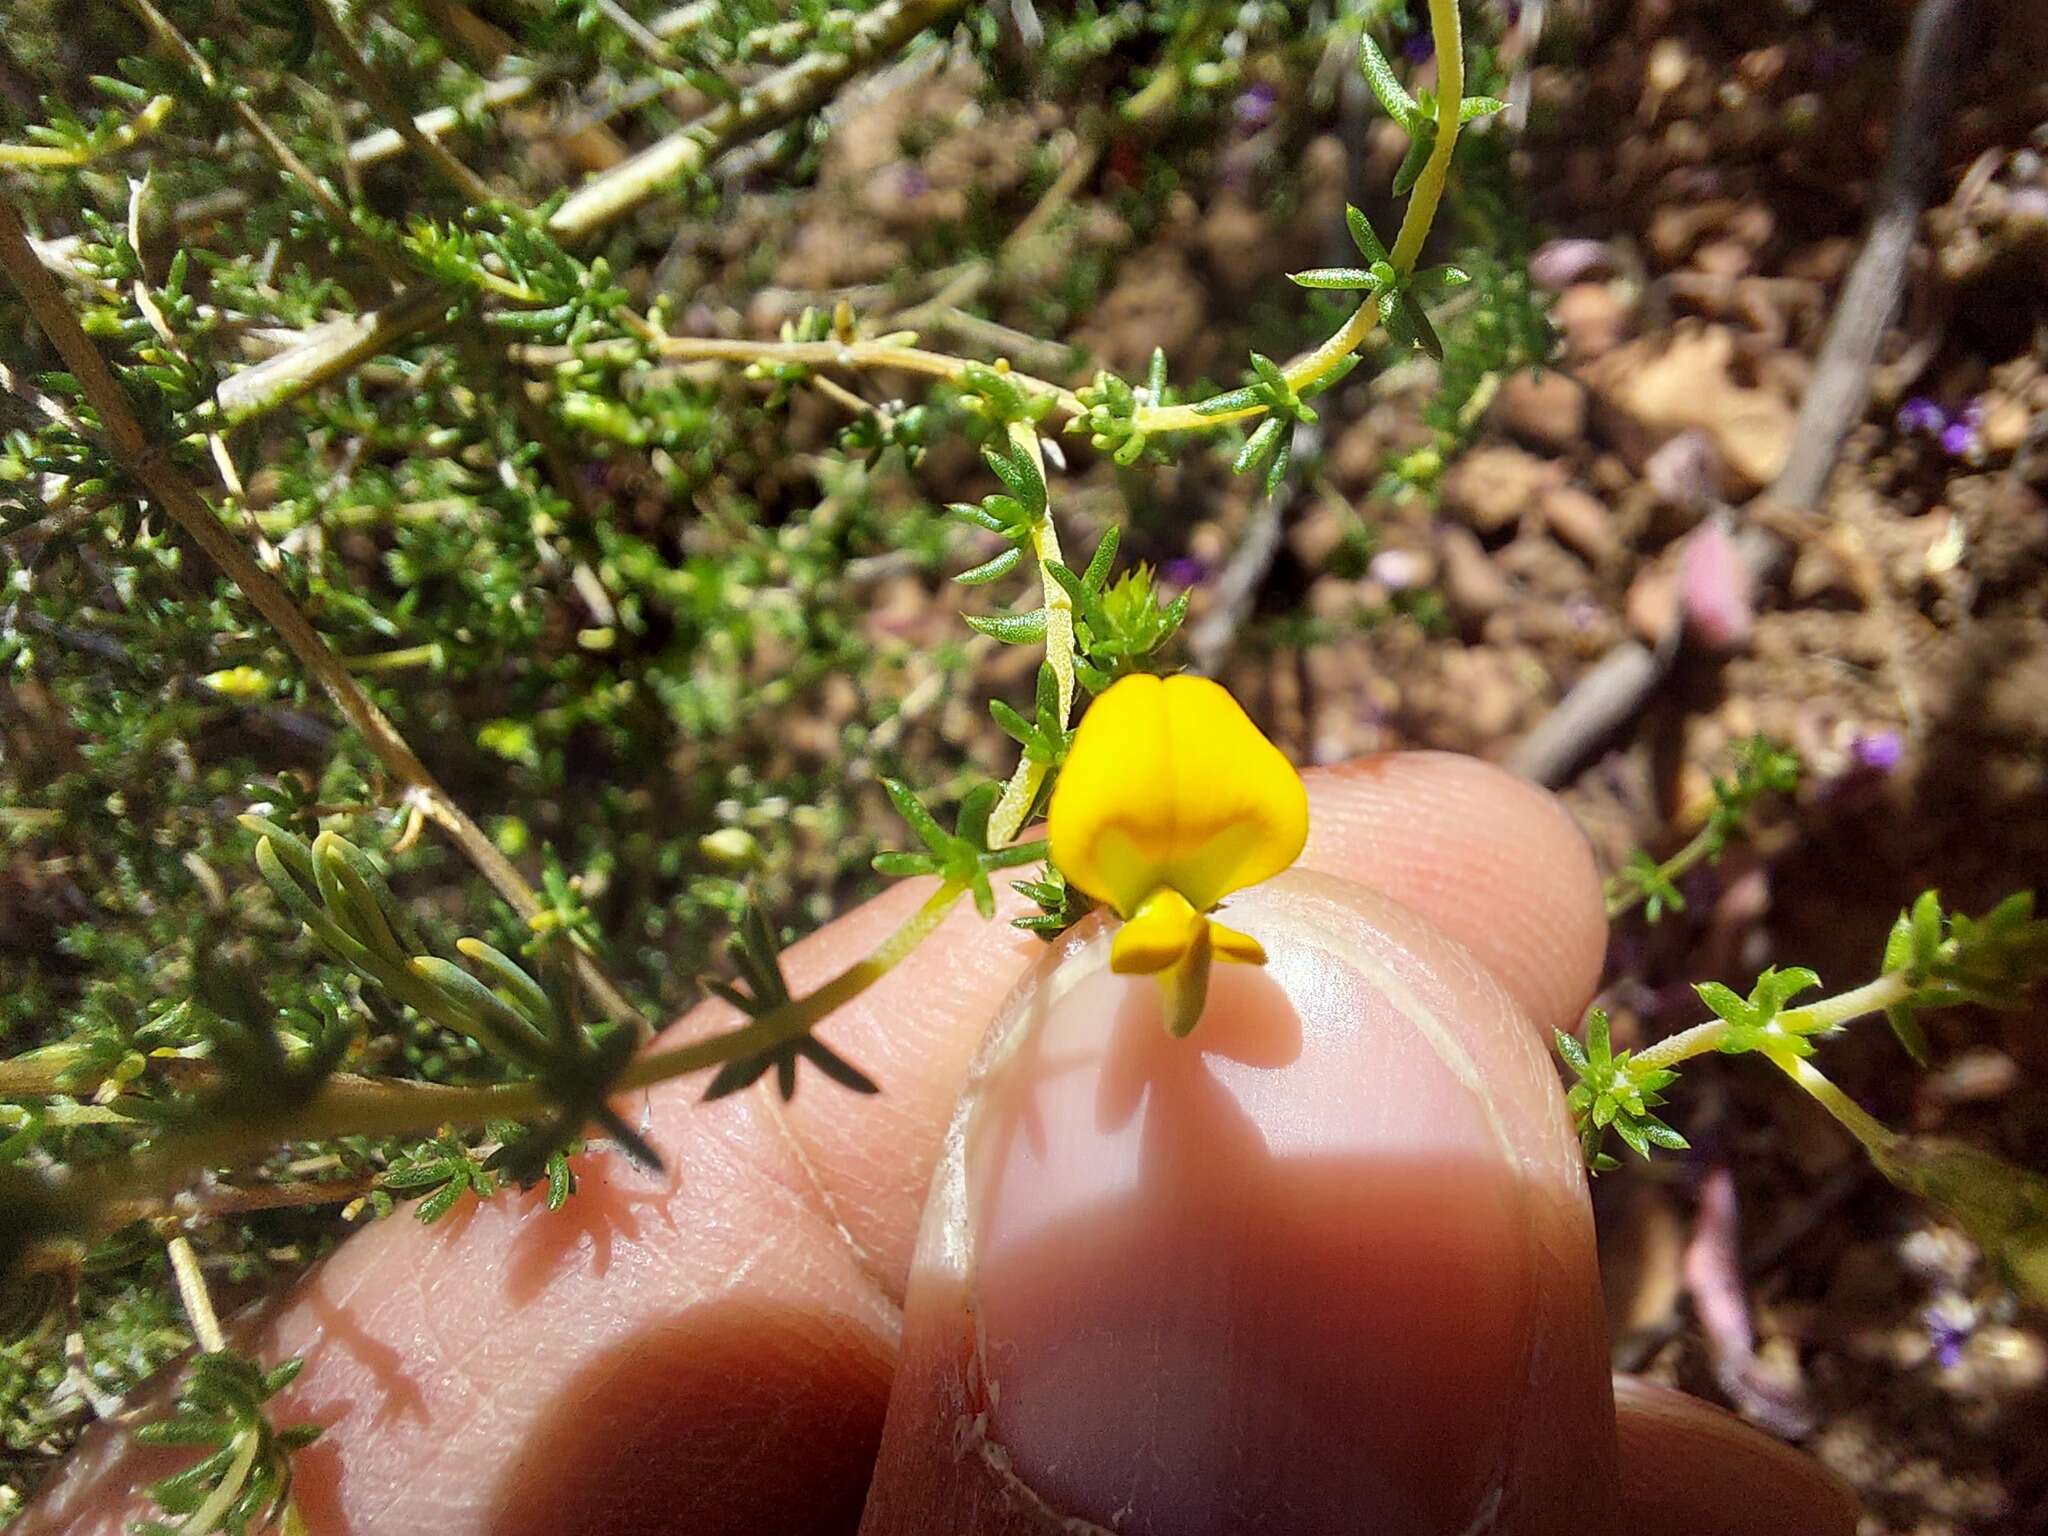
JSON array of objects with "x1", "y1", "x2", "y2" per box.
[
  {"x1": 1771, "y1": 1052, "x2": 1899, "y2": 1160},
  {"x1": 648, "y1": 331, "x2": 1085, "y2": 417},
  {"x1": 1132, "y1": 0, "x2": 1464, "y2": 436},
  {"x1": 182, "y1": 1432, "x2": 259, "y2": 1536},
  {"x1": 1632, "y1": 969, "x2": 1916, "y2": 1073},
  {"x1": 0, "y1": 94, "x2": 175, "y2": 167},
  {"x1": 167, "y1": 1234, "x2": 226, "y2": 1352},
  {"x1": 341, "y1": 642, "x2": 447, "y2": 674},
  {"x1": 12, "y1": 884, "x2": 967, "y2": 1255},
  {"x1": 9, "y1": 1103, "x2": 134, "y2": 1128},
  {"x1": 1135, "y1": 300, "x2": 1381, "y2": 433},
  {"x1": 347, "y1": 72, "x2": 545, "y2": 170},
  {"x1": 305, "y1": 0, "x2": 499, "y2": 207},
  {"x1": 617, "y1": 881, "x2": 965, "y2": 1090},
  {"x1": 987, "y1": 423, "x2": 1072, "y2": 848},
  {"x1": 1388, "y1": 0, "x2": 1464, "y2": 273},
  {"x1": 1605, "y1": 821, "x2": 1718, "y2": 921}
]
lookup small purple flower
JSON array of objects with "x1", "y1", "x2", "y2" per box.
[
  {"x1": 1939, "y1": 399, "x2": 1984, "y2": 459},
  {"x1": 1161, "y1": 556, "x2": 1210, "y2": 589},
  {"x1": 1851, "y1": 729, "x2": 1905, "y2": 773},
  {"x1": 1233, "y1": 83, "x2": 1277, "y2": 131},
  {"x1": 897, "y1": 164, "x2": 931, "y2": 200},
  {"x1": 1924, "y1": 1303, "x2": 1971, "y2": 1370},
  {"x1": 1402, "y1": 32, "x2": 1435, "y2": 64},
  {"x1": 1895, "y1": 397, "x2": 1946, "y2": 436}
]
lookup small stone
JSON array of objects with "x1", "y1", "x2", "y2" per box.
[
  {"x1": 1328, "y1": 417, "x2": 1382, "y2": 490},
  {"x1": 1587, "y1": 325, "x2": 1795, "y2": 491},
  {"x1": 1440, "y1": 444, "x2": 1563, "y2": 535},
  {"x1": 1494, "y1": 368, "x2": 1588, "y2": 452},
  {"x1": 1648, "y1": 200, "x2": 1724, "y2": 263},
  {"x1": 1678, "y1": 518, "x2": 1755, "y2": 650},
  {"x1": 1644, "y1": 429, "x2": 1725, "y2": 510},
  {"x1": 1287, "y1": 504, "x2": 1349, "y2": 567},
  {"x1": 1922, "y1": 1047, "x2": 2018, "y2": 1107},
  {"x1": 1626, "y1": 564, "x2": 1680, "y2": 647},
  {"x1": 1983, "y1": 396, "x2": 2030, "y2": 455},
  {"x1": 1306, "y1": 575, "x2": 1361, "y2": 621},
  {"x1": 1199, "y1": 192, "x2": 1273, "y2": 292},
  {"x1": 1529, "y1": 238, "x2": 1614, "y2": 292},
  {"x1": 1553, "y1": 282, "x2": 1631, "y2": 362},
  {"x1": 1439, "y1": 525, "x2": 1510, "y2": 629},
  {"x1": 1693, "y1": 238, "x2": 1752, "y2": 279},
  {"x1": 1591, "y1": 453, "x2": 1635, "y2": 496},
  {"x1": 1540, "y1": 485, "x2": 1620, "y2": 565}
]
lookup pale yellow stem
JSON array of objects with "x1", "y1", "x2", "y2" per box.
[
  {"x1": 987, "y1": 423, "x2": 1072, "y2": 847},
  {"x1": 1134, "y1": 0, "x2": 1465, "y2": 436}
]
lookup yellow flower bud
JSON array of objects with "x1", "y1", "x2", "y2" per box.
[
  {"x1": 199, "y1": 665, "x2": 272, "y2": 700},
  {"x1": 1047, "y1": 674, "x2": 1307, "y2": 1035}
]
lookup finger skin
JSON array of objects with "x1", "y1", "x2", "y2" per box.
[
  {"x1": 1613, "y1": 1379, "x2": 1857, "y2": 1536},
  {"x1": 858, "y1": 871, "x2": 1616, "y2": 1534},
  {"x1": 23, "y1": 758, "x2": 1614, "y2": 1535}
]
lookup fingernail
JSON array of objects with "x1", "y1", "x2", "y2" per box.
[{"x1": 940, "y1": 871, "x2": 1609, "y2": 1534}]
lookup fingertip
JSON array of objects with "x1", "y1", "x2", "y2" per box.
[
  {"x1": 863, "y1": 870, "x2": 1617, "y2": 1534},
  {"x1": 1613, "y1": 1377, "x2": 1859, "y2": 1536},
  {"x1": 1302, "y1": 753, "x2": 1608, "y2": 1035}
]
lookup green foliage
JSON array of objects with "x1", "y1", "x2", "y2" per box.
[
  {"x1": 698, "y1": 903, "x2": 880, "y2": 1103},
  {"x1": 1613, "y1": 849, "x2": 1685, "y2": 923},
  {"x1": 0, "y1": 0, "x2": 1777, "y2": 1516},
  {"x1": 1880, "y1": 891, "x2": 2048, "y2": 1054},
  {"x1": 1011, "y1": 860, "x2": 1097, "y2": 941},
  {"x1": 1878, "y1": 1138, "x2": 2048, "y2": 1307},
  {"x1": 1694, "y1": 966, "x2": 1823, "y2": 1059},
  {"x1": 134, "y1": 1351, "x2": 320, "y2": 1536},
  {"x1": 380, "y1": 1133, "x2": 505, "y2": 1223},
  {"x1": 990, "y1": 663, "x2": 1072, "y2": 773},
  {"x1": 951, "y1": 428, "x2": 1051, "y2": 590},
  {"x1": 873, "y1": 780, "x2": 1045, "y2": 919},
  {"x1": 1196, "y1": 349, "x2": 1351, "y2": 494},
  {"x1": 1357, "y1": 29, "x2": 1505, "y2": 198},
  {"x1": 1561, "y1": 892, "x2": 2048, "y2": 1217},
  {"x1": 0, "y1": 78, "x2": 176, "y2": 170},
  {"x1": 1555, "y1": 1009, "x2": 1685, "y2": 1172},
  {"x1": 1071, "y1": 349, "x2": 1171, "y2": 468},
  {"x1": 394, "y1": 213, "x2": 627, "y2": 344},
  {"x1": 1606, "y1": 737, "x2": 1803, "y2": 922},
  {"x1": 1045, "y1": 534, "x2": 1191, "y2": 692},
  {"x1": 1289, "y1": 206, "x2": 1468, "y2": 361}
]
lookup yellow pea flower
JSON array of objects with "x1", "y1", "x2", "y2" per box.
[{"x1": 1047, "y1": 674, "x2": 1308, "y2": 1036}]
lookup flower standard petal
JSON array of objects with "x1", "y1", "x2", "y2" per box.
[
  {"x1": 1048, "y1": 674, "x2": 1308, "y2": 1036},
  {"x1": 1048, "y1": 674, "x2": 1308, "y2": 916}
]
